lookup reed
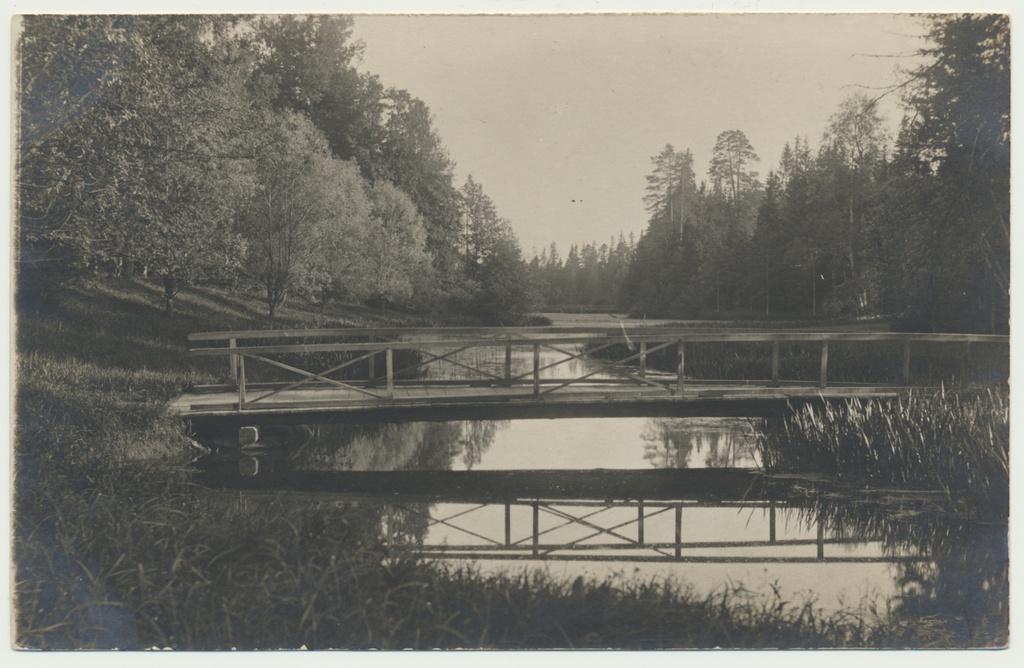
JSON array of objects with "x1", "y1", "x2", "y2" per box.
[{"x1": 757, "y1": 387, "x2": 1009, "y2": 520}]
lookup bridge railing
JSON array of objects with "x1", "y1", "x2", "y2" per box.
[{"x1": 186, "y1": 328, "x2": 1007, "y2": 411}]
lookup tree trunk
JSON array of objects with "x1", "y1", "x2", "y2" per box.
[{"x1": 162, "y1": 274, "x2": 176, "y2": 315}]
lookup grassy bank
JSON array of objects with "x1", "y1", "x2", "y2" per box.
[{"x1": 12, "y1": 278, "x2": 1007, "y2": 648}]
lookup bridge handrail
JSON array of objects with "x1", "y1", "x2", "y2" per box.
[{"x1": 189, "y1": 329, "x2": 1008, "y2": 356}]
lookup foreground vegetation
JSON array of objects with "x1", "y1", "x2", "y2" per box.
[
  {"x1": 14, "y1": 278, "x2": 1008, "y2": 648},
  {"x1": 758, "y1": 388, "x2": 1009, "y2": 521}
]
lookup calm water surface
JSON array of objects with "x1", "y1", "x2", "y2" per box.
[{"x1": 193, "y1": 342, "x2": 1006, "y2": 629}]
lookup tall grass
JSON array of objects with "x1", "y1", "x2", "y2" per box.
[
  {"x1": 757, "y1": 387, "x2": 1009, "y2": 520},
  {"x1": 15, "y1": 469, "x2": 944, "y2": 649}
]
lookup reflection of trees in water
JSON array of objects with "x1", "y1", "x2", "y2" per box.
[
  {"x1": 292, "y1": 420, "x2": 508, "y2": 472},
  {"x1": 456, "y1": 421, "x2": 504, "y2": 470},
  {"x1": 893, "y1": 523, "x2": 1007, "y2": 646},
  {"x1": 641, "y1": 418, "x2": 759, "y2": 469},
  {"x1": 280, "y1": 420, "x2": 506, "y2": 546},
  {"x1": 785, "y1": 495, "x2": 1007, "y2": 647}
]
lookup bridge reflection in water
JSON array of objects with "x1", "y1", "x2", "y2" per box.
[
  {"x1": 197, "y1": 468, "x2": 929, "y2": 566},
  {"x1": 188, "y1": 404, "x2": 1004, "y2": 631}
]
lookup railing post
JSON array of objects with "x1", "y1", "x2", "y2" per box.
[
  {"x1": 769, "y1": 500, "x2": 776, "y2": 544},
  {"x1": 637, "y1": 500, "x2": 645, "y2": 546},
  {"x1": 771, "y1": 341, "x2": 780, "y2": 386},
  {"x1": 386, "y1": 346, "x2": 394, "y2": 399},
  {"x1": 367, "y1": 335, "x2": 376, "y2": 388},
  {"x1": 229, "y1": 338, "x2": 238, "y2": 385},
  {"x1": 237, "y1": 354, "x2": 246, "y2": 408},
  {"x1": 504, "y1": 344, "x2": 513, "y2": 386},
  {"x1": 639, "y1": 341, "x2": 647, "y2": 378},
  {"x1": 675, "y1": 504, "x2": 683, "y2": 560},
  {"x1": 532, "y1": 502, "x2": 540, "y2": 556},
  {"x1": 902, "y1": 340, "x2": 911, "y2": 385},
  {"x1": 533, "y1": 344, "x2": 540, "y2": 396},
  {"x1": 962, "y1": 340, "x2": 971, "y2": 383},
  {"x1": 819, "y1": 340, "x2": 829, "y2": 389},
  {"x1": 505, "y1": 503, "x2": 512, "y2": 547},
  {"x1": 816, "y1": 514, "x2": 825, "y2": 560},
  {"x1": 676, "y1": 340, "x2": 685, "y2": 394}
]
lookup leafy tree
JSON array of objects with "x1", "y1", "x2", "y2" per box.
[
  {"x1": 305, "y1": 159, "x2": 375, "y2": 311},
  {"x1": 241, "y1": 111, "x2": 367, "y2": 317},
  {"x1": 362, "y1": 180, "x2": 432, "y2": 308},
  {"x1": 821, "y1": 93, "x2": 889, "y2": 313},
  {"x1": 18, "y1": 16, "x2": 253, "y2": 313}
]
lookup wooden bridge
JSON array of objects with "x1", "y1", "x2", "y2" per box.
[{"x1": 170, "y1": 325, "x2": 1007, "y2": 426}]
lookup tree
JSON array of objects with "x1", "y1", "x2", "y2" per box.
[
  {"x1": 363, "y1": 181, "x2": 432, "y2": 308},
  {"x1": 458, "y1": 176, "x2": 532, "y2": 323},
  {"x1": 241, "y1": 111, "x2": 367, "y2": 317},
  {"x1": 751, "y1": 172, "x2": 785, "y2": 315},
  {"x1": 18, "y1": 16, "x2": 253, "y2": 312},
  {"x1": 305, "y1": 160, "x2": 374, "y2": 311},
  {"x1": 708, "y1": 129, "x2": 760, "y2": 208},
  {"x1": 643, "y1": 145, "x2": 697, "y2": 242},
  {"x1": 821, "y1": 93, "x2": 889, "y2": 313},
  {"x1": 898, "y1": 14, "x2": 1009, "y2": 332},
  {"x1": 250, "y1": 16, "x2": 466, "y2": 307}
]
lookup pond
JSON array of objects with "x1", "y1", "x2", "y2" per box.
[{"x1": 189, "y1": 340, "x2": 1007, "y2": 644}]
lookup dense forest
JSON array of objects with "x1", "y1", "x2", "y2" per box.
[
  {"x1": 18, "y1": 15, "x2": 1009, "y2": 334},
  {"x1": 18, "y1": 15, "x2": 532, "y2": 323},
  {"x1": 527, "y1": 15, "x2": 1009, "y2": 333}
]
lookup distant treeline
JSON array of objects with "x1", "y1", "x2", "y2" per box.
[
  {"x1": 526, "y1": 15, "x2": 1008, "y2": 333},
  {"x1": 18, "y1": 16, "x2": 531, "y2": 324}
]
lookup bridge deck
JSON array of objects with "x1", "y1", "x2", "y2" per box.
[{"x1": 171, "y1": 380, "x2": 908, "y2": 421}]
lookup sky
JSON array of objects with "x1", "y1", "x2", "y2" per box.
[{"x1": 351, "y1": 13, "x2": 929, "y2": 255}]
